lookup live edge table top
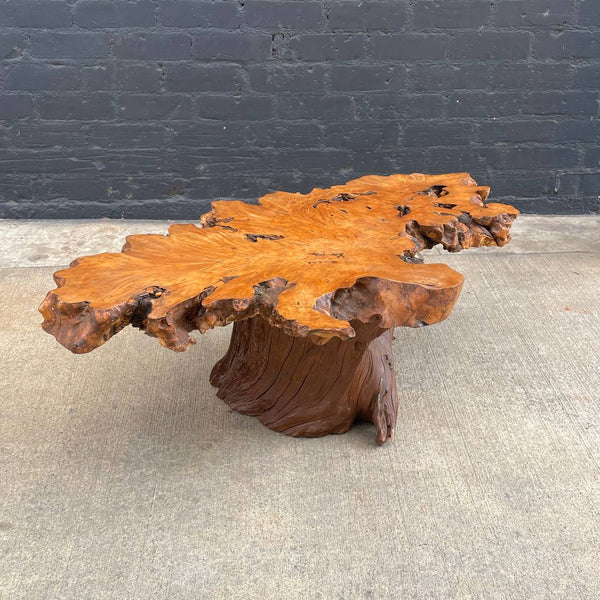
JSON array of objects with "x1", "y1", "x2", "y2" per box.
[
  {"x1": 39, "y1": 172, "x2": 519, "y2": 354},
  {"x1": 39, "y1": 173, "x2": 518, "y2": 445}
]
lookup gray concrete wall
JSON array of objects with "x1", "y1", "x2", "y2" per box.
[{"x1": 0, "y1": 0, "x2": 599, "y2": 218}]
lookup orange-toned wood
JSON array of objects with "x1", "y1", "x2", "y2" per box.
[{"x1": 40, "y1": 173, "x2": 518, "y2": 444}]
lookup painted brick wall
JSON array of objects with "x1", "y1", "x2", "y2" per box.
[{"x1": 0, "y1": 0, "x2": 598, "y2": 218}]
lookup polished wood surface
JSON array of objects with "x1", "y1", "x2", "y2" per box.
[{"x1": 40, "y1": 173, "x2": 518, "y2": 444}]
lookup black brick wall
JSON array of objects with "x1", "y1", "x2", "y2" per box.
[{"x1": 0, "y1": 0, "x2": 598, "y2": 218}]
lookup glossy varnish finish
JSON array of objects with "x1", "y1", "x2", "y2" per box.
[{"x1": 40, "y1": 173, "x2": 518, "y2": 444}]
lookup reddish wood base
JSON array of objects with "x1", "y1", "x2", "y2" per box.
[{"x1": 210, "y1": 316, "x2": 398, "y2": 445}]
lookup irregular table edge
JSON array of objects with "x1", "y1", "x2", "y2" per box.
[{"x1": 39, "y1": 172, "x2": 518, "y2": 353}]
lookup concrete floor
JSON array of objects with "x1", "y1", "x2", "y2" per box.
[{"x1": 0, "y1": 216, "x2": 599, "y2": 599}]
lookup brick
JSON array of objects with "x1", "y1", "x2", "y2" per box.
[
  {"x1": 0, "y1": 3, "x2": 12, "y2": 25},
  {"x1": 102, "y1": 177, "x2": 193, "y2": 201},
  {"x1": 119, "y1": 199, "x2": 213, "y2": 220},
  {"x1": 403, "y1": 122, "x2": 478, "y2": 147},
  {"x1": 0, "y1": 94, "x2": 33, "y2": 119},
  {"x1": 87, "y1": 124, "x2": 167, "y2": 148},
  {"x1": 451, "y1": 31, "x2": 530, "y2": 60},
  {"x1": 584, "y1": 147, "x2": 600, "y2": 168},
  {"x1": 275, "y1": 95, "x2": 353, "y2": 120},
  {"x1": 427, "y1": 146, "x2": 496, "y2": 173},
  {"x1": 557, "y1": 119, "x2": 600, "y2": 142},
  {"x1": 328, "y1": 2, "x2": 407, "y2": 30},
  {"x1": 192, "y1": 33, "x2": 270, "y2": 61},
  {"x1": 8, "y1": 0, "x2": 71, "y2": 27},
  {"x1": 245, "y1": 1, "x2": 323, "y2": 29},
  {"x1": 113, "y1": 33, "x2": 191, "y2": 59},
  {"x1": 0, "y1": 198, "x2": 205, "y2": 220},
  {"x1": 480, "y1": 120, "x2": 557, "y2": 143},
  {"x1": 0, "y1": 177, "x2": 32, "y2": 202},
  {"x1": 36, "y1": 93, "x2": 114, "y2": 120},
  {"x1": 329, "y1": 65, "x2": 407, "y2": 91},
  {"x1": 492, "y1": 62, "x2": 571, "y2": 90},
  {"x1": 270, "y1": 31, "x2": 289, "y2": 59},
  {"x1": 535, "y1": 32, "x2": 600, "y2": 59},
  {"x1": 76, "y1": 0, "x2": 156, "y2": 27},
  {"x1": 3, "y1": 123, "x2": 87, "y2": 148},
  {"x1": 7, "y1": 63, "x2": 81, "y2": 91},
  {"x1": 246, "y1": 121, "x2": 322, "y2": 148},
  {"x1": 574, "y1": 64, "x2": 600, "y2": 89},
  {"x1": 159, "y1": 1, "x2": 240, "y2": 28},
  {"x1": 346, "y1": 151, "x2": 398, "y2": 174},
  {"x1": 0, "y1": 201, "x2": 53, "y2": 219},
  {"x1": 353, "y1": 94, "x2": 444, "y2": 120},
  {"x1": 0, "y1": 31, "x2": 25, "y2": 60},
  {"x1": 289, "y1": 34, "x2": 366, "y2": 61},
  {"x1": 114, "y1": 177, "x2": 192, "y2": 200},
  {"x1": 553, "y1": 173, "x2": 580, "y2": 196},
  {"x1": 31, "y1": 32, "x2": 109, "y2": 59},
  {"x1": 83, "y1": 63, "x2": 162, "y2": 92},
  {"x1": 487, "y1": 171, "x2": 577, "y2": 198},
  {"x1": 506, "y1": 197, "x2": 576, "y2": 214},
  {"x1": 267, "y1": 149, "x2": 351, "y2": 171},
  {"x1": 33, "y1": 177, "x2": 111, "y2": 201},
  {"x1": 95, "y1": 151, "x2": 170, "y2": 173},
  {"x1": 579, "y1": 0, "x2": 600, "y2": 26},
  {"x1": 7, "y1": 155, "x2": 90, "y2": 180},
  {"x1": 581, "y1": 197, "x2": 600, "y2": 213},
  {"x1": 496, "y1": 0, "x2": 576, "y2": 26},
  {"x1": 45, "y1": 172, "x2": 172, "y2": 202},
  {"x1": 522, "y1": 91, "x2": 599, "y2": 116},
  {"x1": 486, "y1": 173, "x2": 533, "y2": 199},
  {"x1": 413, "y1": 1, "x2": 490, "y2": 28},
  {"x1": 323, "y1": 122, "x2": 399, "y2": 151},
  {"x1": 165, "y1": 64, "x2": 244, "y2": 92},
  {"x1": 197, "y1": 95, "x2": 272, "y2": 120},
  {"x1": 117, "y1": 94, "x2": 192, "y2": 120},
  {"x1": 500, "y1": 147, "x2": 579, "y2": 170},
  {"x1": 188, "y1": 174, "x2": 265, "y2": 198},
  {"x1": 170, "y1": 122, "x2": 247, "y2": 148},
  {"x1": 410, "y1": 62, "x2": 489, "y2": 91},
  {"x1": 170, "y1": 152, "x2": 264, "y2": 178},
  {"x1": 373, "y1": 34, "x2": 449, "y2": 61},
  {"x1": 580, "y1": 173, "x2": 600, "y2": 196},
  {"x1": 249, "y1": 65, "x2": 325, "y2": 92},
  {"x1": 446, "y1": 92, "x2": 525, "y2": 117}
]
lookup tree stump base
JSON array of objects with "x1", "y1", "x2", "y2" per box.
[
  {"x1": 39, "y1": 173, "x2": 519, "y2": 445},
  {"x1": 211, "y1": 316, "x2": 397, "y2": 445}
]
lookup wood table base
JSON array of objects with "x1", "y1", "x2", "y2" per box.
[{"x1": 210, "y1": 316, "x2": 398, "y2": 445}]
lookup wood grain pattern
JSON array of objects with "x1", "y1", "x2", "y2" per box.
[
  {"x1": 211, "y1": 318, "x2": 399, "y2": 445},
  {"x1": 39, "y1": 173, "x2": 518, "y2": 444}
]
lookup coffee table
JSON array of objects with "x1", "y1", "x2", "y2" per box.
[{"x1": 40, "y1": 173, "x2": 518, "y2": 445}]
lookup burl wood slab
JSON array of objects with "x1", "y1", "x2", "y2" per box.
[{"x1": 40, "y1": 173, "x2": 518, "y2": 445}]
